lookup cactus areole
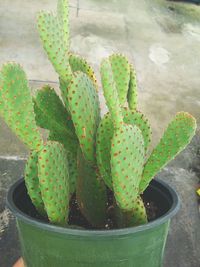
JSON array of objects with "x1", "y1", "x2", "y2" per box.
[{"x1": 2, "y1": 0, "x2": 196, "y2": 266}]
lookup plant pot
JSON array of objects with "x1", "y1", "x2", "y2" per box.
[{"x1": 7, "y1": 178, "x2": 180, "y2": 267}]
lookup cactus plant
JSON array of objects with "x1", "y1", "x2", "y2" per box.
[{"x1": 0, "y1": 0, "x2": 197, "y2": 228}]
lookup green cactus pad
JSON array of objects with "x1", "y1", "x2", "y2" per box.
[
  {"x1": 77, "y1": 149, "x2": 107, "y2": 227},
  {"x1": 67, "y1": 72, "x2": 100, "y2": 163},
  {"x1": 100, "y1": 58, "x2": 123, "y2": 128},
  {"x1": 37, "y1": 8, "x2": 72, "y2": 82},
  {"x1": 139, "y1": 112, "x2": 197, "y2": 193},
  {"x1": 67, "y1": 150, "x2": 78, "y2": 195},
  {"x1": 96, "y1": 108, "x2": 151, "y2": 189},
  {"x1": 34, "y1": 85, "x2": 78, "y2": 153},
  {"x1": 122, "y1": 107, "x2": 151, "y2": 153},
  {"x1": 34, "y1": 85, "x2": 75, "y2": 138},
  {"x1": 96, "y1": 113, "x2": 114, "y2": 189},
  {"x1": 38, "y1": 141, "x2": 69, "y2": 225},
  {"x1": 125, "y1": 196, "x2": 147, "y2": 226},
  {"x1": 127, "y1": 64, "x2": 138, "y2": 110},
  {"x1": 109, "y1": 54, "x2": 130, "y2": 105},
  {"x1": 25, "y1": 151, "x2": 46, "y2": 216},
  {"x1": 69, "y1": 53, "x2": 98, "y2": 89},
  {"x1": 115, "y1": 196, "x2": 147, "y2": 227},
  {"x1": 111, "y1": 124, "x2": 144, "y2": 211},
  {"x1": 57, "y1": 0, "x2": 70, "y2": 45},
  {"x1": 0, "y1": 63, "x2": 43, "y2": 151}
]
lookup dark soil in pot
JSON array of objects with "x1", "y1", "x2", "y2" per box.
[{"x1": 13, "y1": 180, "x2": 171, "y2": 230}]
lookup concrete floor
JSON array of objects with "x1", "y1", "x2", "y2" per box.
[{"x1": 0, "y1": 0, "x2": 200, "y2": 266}]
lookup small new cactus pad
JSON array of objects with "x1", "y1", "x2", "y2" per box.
[
  {"x1": 37, "y1": 3, "x2": 72, "y2": 82},
  {"x1": 69, "y1": 53, "x2": 98, "y2": 90},
  {"x1": 38, "y1": 141, "x2": 69, "y2": 225},
  {"x1": 139, "y1": 112, "x2": 197, "y2": 193},
  {"x1": 109, "y1": 54, "x2": 130, "y2": 105},
  {"x1": 96, "y1": 108, "x2": 151, "y2": 189},
  {"x1": 77, "y1": 149, "x2": 107, "y2": 227},
  {"x1": 122, "y1": 107, "x2": 151, "y2": 153},
  {"x1": 100, "y1": 58, "x2": 123, "y2": 128},
  {"x1": 67, "y1": 72, "x2": 100, "y2": 163},
  {"x1": 25, "y1": 151, "x2": 45, "y2": 216},
  {"x1": 127, "y1": 64, "x2": 138, "y2": 110},
  {"x1": 111, "y1": 124, "x2": 144, "y2": 211},
  {"x1": 0, "y1": 63, "x2": 43, "y2": 151}
]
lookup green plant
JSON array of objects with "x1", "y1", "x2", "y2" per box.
[{"x1": 0, "y1": 0, "x2": 196, "y2": 228}]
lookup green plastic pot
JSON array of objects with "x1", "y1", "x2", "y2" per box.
[{"x1": 7, "y1": 178, "x2": 179, "y2": 267}]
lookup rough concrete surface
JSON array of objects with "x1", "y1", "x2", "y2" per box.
[{"x1": 0, "y1": 0, "x2": 200, "y2": 266}]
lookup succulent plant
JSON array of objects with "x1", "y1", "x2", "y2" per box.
[{"x1": 0, "y1": 0, "x2": 196, "y2": 228}]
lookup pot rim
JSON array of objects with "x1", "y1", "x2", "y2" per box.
[{"x1": 6, "y1": 178, "x2": 180, "y2": 237}]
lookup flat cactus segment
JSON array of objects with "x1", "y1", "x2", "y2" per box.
[
  {"x1": 115, "y1": 196, "x2": 147, "y2": 227},
  {"x1": 122, "y1": 107, "x2": 151, "y2": 153},
  {"x1": 37, "y1": 11, "x2": 72, "y2": 82},
  {"x1": 67, "y1": 72, "x2": 100, "y2": 163},
  {"x1": 77, "y1": 149, "x2": 107, "y2": 227},
  {"x1": 125, "y1": 196, "x2": 147, "y2": 226},
  {"x1": 0, "y1": 63, "x2": 43, "y2": 151},
  {"x1": 34, "y1": 85, "x2": 75, "y2": 139},
  {"x1": 69, "y1": 53, "x2": 98, "y2": 90},
  {"x1": 25, "y1": 151, "x2": 46, "y2": 216},
  {"x1": 57, "y1": 0, "x2": 70, "y2": 45},
  {"x1": 96, "y1": 113, "x2": 114, "y2": 189},
  {"x1": 111, "y1": 124, "x2": 144, "y2": 211},
  {"x1": 96, "y1": 108, "x2": 151, "y2": 189},
  {"x1": 139, "y1": 112, "x2": 197, "y2": 193},
  {"x1": 100, "y1": 58, "x2": 123, "y2": 128},
  {"x1": 109, "y1": 54, "x2": 130, "y2": 105},
  {"x1": 67, "y1": 150, "x2": 78, "y2": 195},
  {"x1": 127, "y1": 64, "x2": 138, "y2": 110},
  {"x1": 38, "y1": 141, "x2": 69, "y2": 225}
]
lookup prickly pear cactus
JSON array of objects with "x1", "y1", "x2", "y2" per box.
[
  {"x1": 127, "y1": 64, "x2": 138, "y2": 110},
  {"x1": 96, "y1": 108, "x2": 151, "y2": 189},
  {"x1": 77, "y1": 149, "x2": 107, "y2": 227},
  {"x1": 139, "y1": 112, "x2": 197, "y2": 193},
  {"x1": 0, "y1": 63, "x2": 43, "y2": 151},
  {"x1": 111, "y1": 124, "x2": 144, "y2": 210},
  {"x1": 67, "y1": 72, "x2": 100, "y2": 163},
  {"x1": 38, "y1": 141, "x2": 69, "y2": 225},
  {"x1": 0, "y1": 0, "x2": 197, "y2": 230},
  {"x1": 37, "y1": 0, "x2": 72, "y2": 83},
  {"x1": 25, "y1": 151, "x2": 45, "y2": 216}
]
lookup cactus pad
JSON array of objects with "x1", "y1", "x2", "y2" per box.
[
  {"x1": 25, "y1": 151, "x2": 45, "y2": 216},
  {"x1": 34, "y1": 85, "x2": 78, "y2": 152},
  {"x1": 38, "y1": 141, "x2": 69, "y2": 225},
  {"x1": 96, "y1": 108, "x2": 151, "y2": 189},
  {"x1": 139, "y1": 112, "x2": 197, "y2": 193},
  {"x1": 69, "y1": 53, "x2": 98, "y2": 89},
  {"x1": 0, "y1": 63, "x2": 43, "y2": 151},
  {"x1": 96, "y1": 113, "x2": 114, "y2": 189},
  {"x1": 77, "y1": 149, "x2": 107, "y2": 227},
  {"x1": 67, "y1": 72, "x2": 100, "y2": 163},
  {"x1": 109, "y1": 54, "x2": 130, "y2": 105},
  {"x1": 127, "y1": 64, "x2": 138, "y2": 110},
  {"x1": 125, "y1": 196, "x2": 147, "y2": 226},
  {"x1": 67, "y1": 150, "x2": 78, "y2": 195},
  {"x1": 111, "y1": 124, "x2": 144, "y2": 211},
  {"x1": 100, "y1": 58, "x2": 123, "y2": 128},
  {"x1": 37, "y1": 6, "x2": 72, "y2": 82},
  {"x1": 122, "y1": 107, "x2": 151, "y2": 153}
]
